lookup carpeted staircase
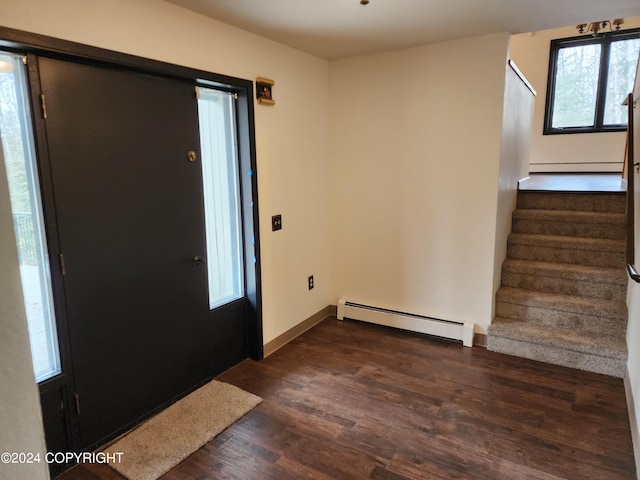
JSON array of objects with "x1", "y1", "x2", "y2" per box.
[{"x1": 487, "y1": 190, "x2": 629, "y2": 377}]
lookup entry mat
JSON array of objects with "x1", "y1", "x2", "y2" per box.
[{"x1": 103, "y1": 380, "x2": 262, "y2": 480}]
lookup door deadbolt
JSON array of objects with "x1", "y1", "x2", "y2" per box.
[{"x1": 187, "y1": 151, "x2": 197, "y2": 162}]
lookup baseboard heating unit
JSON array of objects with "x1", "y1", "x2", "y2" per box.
[{"x1": 337, "y1": 299, "x2": 474, "y2": 347}]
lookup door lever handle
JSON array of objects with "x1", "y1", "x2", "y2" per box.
[{"x1": 192, "y1": 255, "x2": 205, "y2": 266}]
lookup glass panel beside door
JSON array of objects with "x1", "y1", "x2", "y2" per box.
[
  {"x1": 197, "y1": 87, "x2": 244, "y2": 310},
  {"x1": 0, "y1": 52, "x2": 60, "y2": 382}
]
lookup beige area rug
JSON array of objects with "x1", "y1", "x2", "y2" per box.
[{"x1": 103, "y1": 380, "x2": 262, "y2": 480}]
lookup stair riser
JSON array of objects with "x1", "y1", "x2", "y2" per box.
[
  {"x1": 507, "y1": 243, "x2": 626, "y2": 268},
  {"x1": 512, "y1": 218, "x2": 625, "y2": 240},
  {"x1": 501, "y1": 271, "x2": 627, "y2": 302},
  {"x1": 490, "y1": 190, "x2": 630, "y2": 377},
  {"x1": 495, "y1": 302, "x2": 626, "y2": 334},
  {"x1": 486, "y1": 335, "x2": 626, "y2": 377},
  {"x1": 516, "y1": 192, "x2": 626, "y2": 213}
]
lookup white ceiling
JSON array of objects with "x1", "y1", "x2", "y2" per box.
[{"x1": 165, "y1": 0, "x2": 640, "y2": 59}]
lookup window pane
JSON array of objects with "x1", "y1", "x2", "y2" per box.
[
  {"x1": 0, "y1": 52, "x2": 61, "y2": 382},
  {"x1": 604, "y1": 37, "x2": 640, "y2": 125},
  {"x1": 197, "y1": 88, "x2": 244, "y2": 310},
  {"x1": 551, "y1": 44, "x2": 601, "y2": 128}
]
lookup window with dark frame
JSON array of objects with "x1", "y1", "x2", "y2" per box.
[{"x1": 544, "y1": 28, "x2": 640, "y2": 135}]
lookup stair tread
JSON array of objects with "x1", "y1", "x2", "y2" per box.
[
  {"x1": 491, "y1": 190, "x2": 630, "y2": 377},
  {"x1": 508, "y1": 232, "x2": 625, "y2": 251},
  {"x1": 513, "y1": 208, "x2": 625, "y2": 223},
  {"x1": 496, "y1": 287, "x2": 627, "y2": 318},
  {"x1": 489, "y1": 319, "x2": 627, "y2": 360},
  {"x1": 502, "y1": 258, "x2": 627, "y2": 284}
]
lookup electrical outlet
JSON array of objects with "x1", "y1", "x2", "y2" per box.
[
  {"x1": 272, "y1": 214, "x2": 282, "y2": 231},
  {"x1": 308, "y1": 275, "x2": 314, "y2": 290}
]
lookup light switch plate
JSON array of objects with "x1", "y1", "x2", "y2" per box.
[{"x1": 272, "y1": 214, "x2": 282, "y2": 231}]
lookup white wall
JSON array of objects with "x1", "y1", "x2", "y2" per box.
[
  {"x1": 510, "y1": 17, "x2": 640, "y2": 173},
  {"x1": 329, "y1": 33, "x2": 510, "y2": 334},
  {"x1": 492, "y1": 63, "x2": 535, "y2": 305},
  {"x1": 0, "y1": 0, "x2": 332, "y2": 345},
  {"x1": 0, "y1": 148, "x2": 49, "y2": 480},
  {"x1": 625, "y1": 54, "x2": 640, "y2": 475}
]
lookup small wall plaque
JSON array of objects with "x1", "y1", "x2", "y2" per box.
[{"x1": 256, "y1": 77, "x2": 275, "y2": 105}]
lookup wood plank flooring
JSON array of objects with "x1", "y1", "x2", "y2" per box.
[
  {"x1": 57, "y1": 317, "x2": 636, "y2": 479},
  {"x1": 518, "y1": 173, "x2": 625, "y2": 192}
]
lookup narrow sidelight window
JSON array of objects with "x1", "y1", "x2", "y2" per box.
[
  {"x1": 197, "y1": 87, "x2": 244, "y2": 309},
  {"x1": 0, "y1": 52, "x2": 61, "y2": 381}
]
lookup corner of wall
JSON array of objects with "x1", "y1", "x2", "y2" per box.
[{"x1": 0, "y1": 145, "x2": 49, "y2": 480}]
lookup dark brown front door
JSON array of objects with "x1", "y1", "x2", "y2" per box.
[{"x1": 36, "y1": 56, "x2": 221, "y2": 449}]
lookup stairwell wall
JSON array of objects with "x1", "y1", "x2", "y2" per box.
[{"x1": 492, "y1": 62, "x2": 536, "y2": 316}]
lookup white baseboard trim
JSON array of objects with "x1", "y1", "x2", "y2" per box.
[
  {"x1": 263, "y1": 305, "x2": 336, "y2": 357},
  {"x1": 624, "y1": 367, "x2": 640, "y2": 477}
]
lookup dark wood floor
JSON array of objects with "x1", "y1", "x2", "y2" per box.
[{"x1": 58, "y1": 317, "x2": 636, "y2": 479}]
